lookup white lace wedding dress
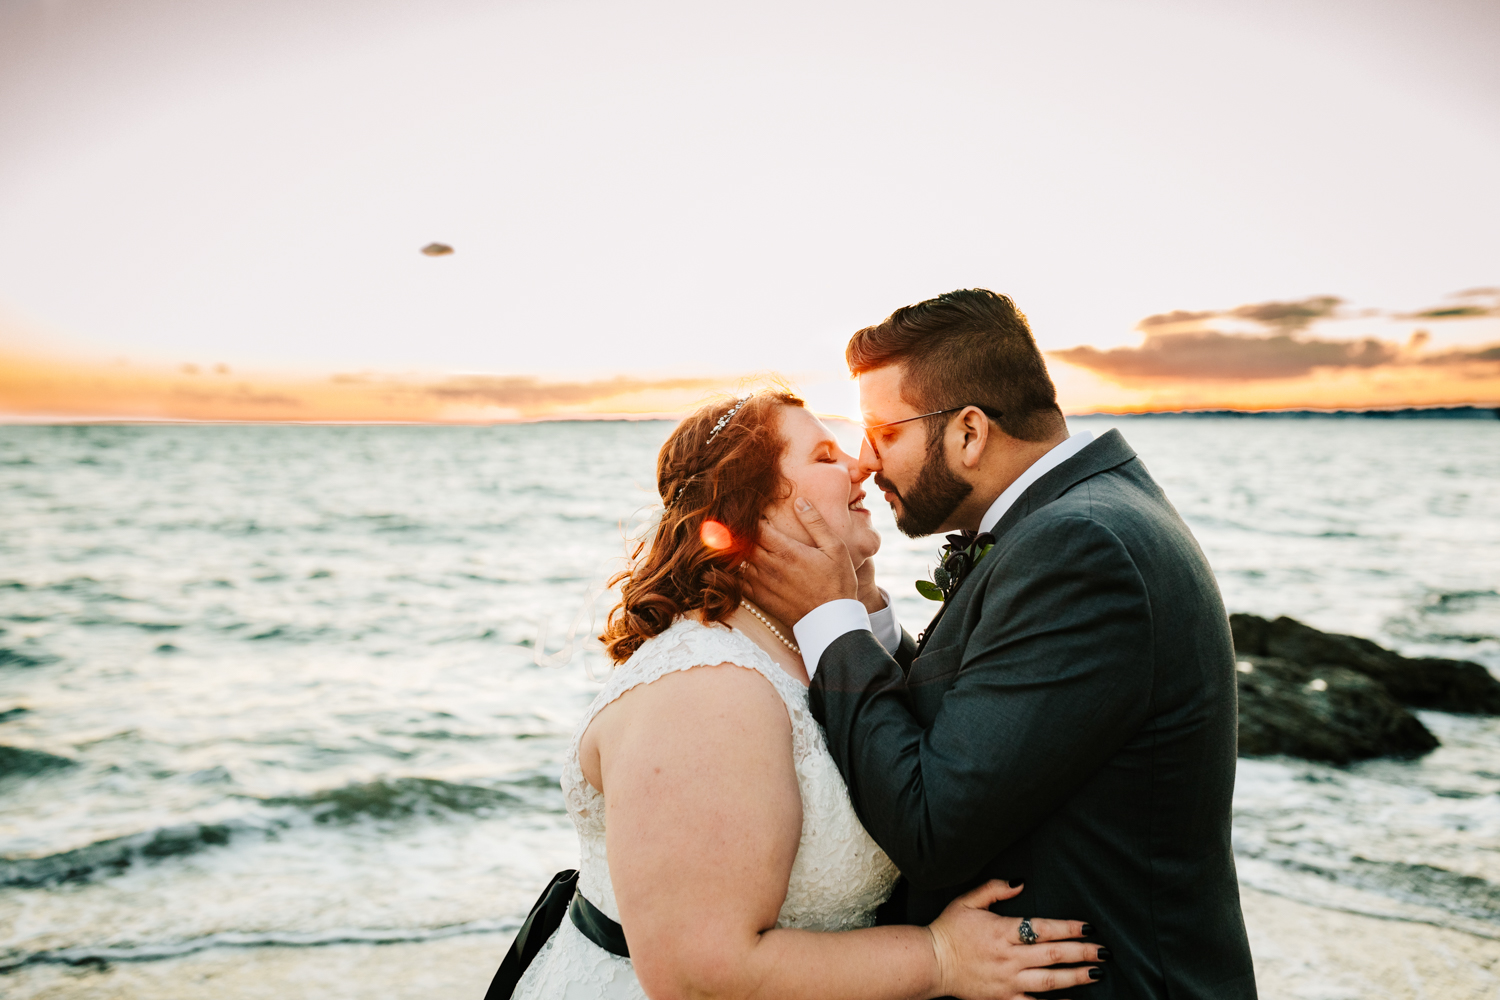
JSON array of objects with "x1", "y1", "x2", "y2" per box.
[{"x1": 512, "y1": 617, "x2": 901, "y2": 999}]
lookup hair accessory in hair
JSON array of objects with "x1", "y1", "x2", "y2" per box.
[
  {"x1": 670, "y1": 474, "x2": 698, "y2": 506},
  {"x1": 706, "y1": 396, "x2": 750, "y2": 445},
  {"x1": 667, "y1": 395, "x2": 752, "y2": 508}
]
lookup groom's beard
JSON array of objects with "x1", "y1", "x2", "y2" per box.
[{"x1": 876, "y1": 439, "x2": 973, "y2": 539}]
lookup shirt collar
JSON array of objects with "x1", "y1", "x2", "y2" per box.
[{"x1": 976, "y1": 431, "x2": 1094, "y2": 535}]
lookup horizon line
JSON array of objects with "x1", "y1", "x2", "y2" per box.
[{"x1": 4, "y1": 403, "x2": 1497, "y2": 427}]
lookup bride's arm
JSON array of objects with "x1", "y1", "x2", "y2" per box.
[{"x1": 589, "y1": 663, "x2": 1101, "y2": 1000}]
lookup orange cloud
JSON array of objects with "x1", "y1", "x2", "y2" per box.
[
  {"x1": 1051, "y1": 330, "x2": 1401, "y2": 381},
  {"x1": 1396, "y1": 287, "x2": 1500, "y2": 321},
  {"x1": 1138, "y1": 295, "x2": 1345, "y2": 333},
  {"x1": 1051, "y1": 357, "x2": 1500, "y2": 414},
  {"x1": 1047, "y1": 292, "x2": 1500, "y2": 413},
  {"x1": 0, "y1": 349, "x2": 733, "y2": 422}
]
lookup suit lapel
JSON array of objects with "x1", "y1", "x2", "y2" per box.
[
  {"x1": 915, "y1": 602, "x2": 950, "y2": 655},
  {"x1": 913, "y1": 429, "x2": 1137, "y2": 655},
  {"x1": 986, "y1": 429, "x2": 1136, "y2": 544}
]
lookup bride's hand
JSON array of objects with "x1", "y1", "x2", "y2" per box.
[{"x1": 927, "y1": 880, "x2": 1104, "y2": 1000}]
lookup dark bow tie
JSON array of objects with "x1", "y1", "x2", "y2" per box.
[
  {"x1": 915, "y1": 530, "x2": 996, "y2": 604},
  {"x1": 941, "y1": 530, "x2": 995, "y2": 596}
]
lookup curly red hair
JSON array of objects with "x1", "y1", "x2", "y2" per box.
[{"x1": 599, "y1": 390, "x2": 804, "y2": 664}]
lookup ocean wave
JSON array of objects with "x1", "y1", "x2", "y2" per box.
[
  {"x1": 244, "y1": 624, "x2": 332, "y2": 642},
  {"x1": 430, "y1": 626, "x2": 501, "y2": 644},
  {"x1": 1266, "y1": 854, "x2": 1500, "y2": 923},
  {"x1": 0, "y1": 647, "x2": 57, "y2": 668},
  {"x1": 72, "y1": 618, "x2": 183, "y2": 632},
  {"x1": 1183, "y1": 514, "x2": 1376, "y2": 540},
  {"x1": 409, "y1": 729, "x2": 491, "y2": 741},
  {"x1": 1408, "y1": 630, "x2": 1497, "y2": 645},
  {"x1": 259, "y1": 776, "x2": 524, "y2": 823},
  {"x1": 1236, "y1": 852, "x2": 1500, "y2": 941},
  {"x1": 0, "y1": 918, "x2": 518, "y2": 973},
  {"x1": 0, "y1": 778, "x2": 536, "y2": 889},
  {"x1": 43, "y1": 576, "x2": 132, "y2": 598},
  {"x1": 354, "y1": 513, "x2": 428, "y2": 532},
  {"x1": 1387, "y1": 591, "x2": 1500, "y2": 649},
  {"x1": 0, "y1": 744, "x2": 76, "y2": 778},
  {"x1": 456, "y1": 572, "x2": 519, "y2": 586},
  {"x1": 1425, "y1": 589, "x2": 1500, "y2": 610},
  {"x1": 1234, "y1": 830, "x2": 1500, "y2": 936},
  {"x1": 0, "y1": 821, "x2": 242, "y2": 888}
]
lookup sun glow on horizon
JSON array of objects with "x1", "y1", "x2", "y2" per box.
[{"x1": 3, "y1": 330, "x2": 1497, "y2": 425}]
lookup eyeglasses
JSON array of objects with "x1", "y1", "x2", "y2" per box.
[{"x1": 862, "y1": 404, "x2": 1004, "y2": 460}]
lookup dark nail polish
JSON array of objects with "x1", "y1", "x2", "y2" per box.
[
  {"x1": 1097, "y1": 947, "x2": 1111, "y2": 961},
  {"x1": 1081, "y1": 923, "x2": 1095, "y2": 936},
  {"x1": 1090, "y1": 967, "x2": 1105, "y2": 980}
]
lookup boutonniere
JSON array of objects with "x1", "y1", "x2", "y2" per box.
[{"x1": 915, "y1": 532, "x2": 995, "y2": 602}]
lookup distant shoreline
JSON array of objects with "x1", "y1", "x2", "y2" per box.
[
  {"x1": 3, "y1": 405, "x2": 1499, "y2": 426},
  {"x1": 1072, "y1": 405, "x2": 1500, "y2": 420}
]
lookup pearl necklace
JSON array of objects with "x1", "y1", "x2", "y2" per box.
[{"x1": 739, "y1": 599, "x2": 801, "y2": 655}]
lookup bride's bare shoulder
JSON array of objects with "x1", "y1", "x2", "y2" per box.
[
  {"x1": 581, "y1": 661, "x2": 793, "y2": 794},
  {"x1": 622, "y1": 658, "x2": 788, "y2": 718}
]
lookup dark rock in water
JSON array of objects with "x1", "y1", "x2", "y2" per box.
[
  {"x1": 0, "y1": 744, "x2": 77, "y2": 779},
  {"x1": 1235, "y1": 655, "x2": 1439, "y2": 764},
  {"x1": 1231, "y1": 613, "x2": 1500, "y2": 714}
]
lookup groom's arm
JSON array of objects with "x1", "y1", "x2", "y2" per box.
[
  {"x1": 800, "y1": 586, "x2": 909, "y2": 664},
  {"x1": 893, "y1": 627, "x2": 918, "y2": 673},
  {"x1": 808, "y1": 514, "x2": 1154, "y2": 891}
]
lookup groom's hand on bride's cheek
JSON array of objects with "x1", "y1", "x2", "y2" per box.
[{"x1": 744, "y1": 498, "x2": 858, "y2": 625}]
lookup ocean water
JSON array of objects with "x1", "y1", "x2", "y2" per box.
[{"x1": 1, "y1": 417, "x2": 1498, "y2": 984}]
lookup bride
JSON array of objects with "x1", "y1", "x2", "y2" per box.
[{"x1": 510, "y1": 390, "x2": 1103, "y2": 1000}]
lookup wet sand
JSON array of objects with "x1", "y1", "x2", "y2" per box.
[
  {"x1": 8, "y1": 888, "x2": 1498, "y2": 1000},
  {"x1": 1239, "y1": 889, "x2": 1500, "y2": 999}
]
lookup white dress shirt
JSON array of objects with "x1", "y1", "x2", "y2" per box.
[
  {"x1": 867, "y1": 589, "x2": 901, "y2": 653},
  {"x1": 793, "y1": 431, "x2": 1095, "y2": 677}
]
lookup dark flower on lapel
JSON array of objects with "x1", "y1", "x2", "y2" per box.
[{"x1": 916, "y1": 532, "x2": 995, "y2": 602}]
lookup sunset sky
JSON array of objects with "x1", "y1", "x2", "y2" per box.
[{"x1": 2, "y1": 0, "x2": 1498, "y2": 420}]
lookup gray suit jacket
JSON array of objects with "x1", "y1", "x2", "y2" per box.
[{"x1": 809, "y1": 429, "x2": 1256, "y2": 999}]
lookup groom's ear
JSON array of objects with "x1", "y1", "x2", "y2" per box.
[{"x1": 955, "y1": 405, "x2": 991, "y2": 470}]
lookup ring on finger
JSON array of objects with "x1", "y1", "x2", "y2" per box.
[{"x1": 1018, "y1": 917, "x2": 1038, "y2": 946}]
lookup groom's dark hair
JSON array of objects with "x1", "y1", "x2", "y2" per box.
[{"x1": 846, "y1": 288, "x2": 1065, "y2": 443}]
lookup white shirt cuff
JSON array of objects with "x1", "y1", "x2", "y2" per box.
[
  {"x1": 794, "y1": 599, "x2": 875, "y2": 679},
  {"x1": 868, "y1": 587, "x2": 901, "y2": 655}
]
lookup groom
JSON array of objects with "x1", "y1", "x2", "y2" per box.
[{"x1": 747, "y1": 289, "x2": 1257, "y2": 998}]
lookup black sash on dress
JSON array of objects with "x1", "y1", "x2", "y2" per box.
[
  {"x1": 482, "y1": 869, "x2": 629, "y2": 999},
  {"x1": 569, "y1": 891, "x2": 630, "y2": 957}
]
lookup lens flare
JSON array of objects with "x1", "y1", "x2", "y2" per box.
[{"x1": 700, "y1": 519, "x2": 734, "y2": 551}]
